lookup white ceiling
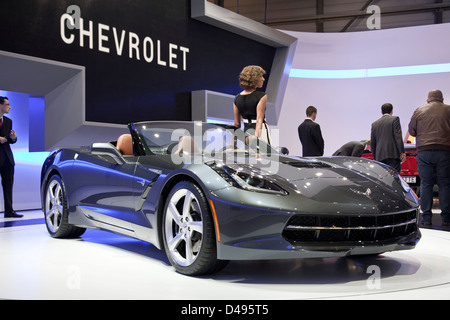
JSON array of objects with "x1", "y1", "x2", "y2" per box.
[{"x1": 208, "y1": 0, "x2": 450, "y2": 32}]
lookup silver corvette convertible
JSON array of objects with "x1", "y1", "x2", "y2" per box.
[{"x1": 40, "y1": 121, "x2": 421, "y2": 275}]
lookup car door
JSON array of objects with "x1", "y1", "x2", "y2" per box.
[{"x1": 69, "y1": 146, "x2": 137, "y2": 226}]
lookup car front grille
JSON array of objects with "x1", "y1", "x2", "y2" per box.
[{"x1": 282, "y1": 209, "x2": 418, "y2": 244}]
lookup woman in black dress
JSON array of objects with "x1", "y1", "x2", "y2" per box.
[{"x1": 233, "y1": 65, "x2": 271, "y2": 144}]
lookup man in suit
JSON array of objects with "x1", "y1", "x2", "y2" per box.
[
  {"x1": 0, "y1": 97, "x2": 21, "y2": 218},
  {"x1": 370, "y1": 103, "x2": 405, "y2": 173},
  {"x1": 332, "y1": 140, "x2": 371, "y2": 157},
  {"x1": 298, "y1": 106, "x2": 324, "y2": 157}
]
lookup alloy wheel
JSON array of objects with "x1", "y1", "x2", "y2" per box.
[
  {"x1": 45, "y1": 178, "x2": 64, "y2": 233},
  {"x1": 164, "y1": 188, "x2": 204, "y2": 267}
]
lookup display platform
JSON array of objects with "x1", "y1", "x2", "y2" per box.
[{"x1": 1, "y1": 209, "x2": 449, "y2": 300}]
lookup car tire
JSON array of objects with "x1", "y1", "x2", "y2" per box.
[
  {"x1": 44, "y1": 175, "x2": 86, "y2": 238},
  {"x1": 162, "y1": 181, "x2": 228, "y2": 275}
]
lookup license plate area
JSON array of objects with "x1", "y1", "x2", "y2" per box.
[{"x1": 403, "y1": 176, "x2": 417, "y2": 184}]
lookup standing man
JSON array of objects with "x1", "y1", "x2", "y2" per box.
[
  {"x1": 370, "y1": 103, "x2": 405, "y2": 173},
  {"x1": 298, "y1": 106, "x2": 324, "y2": 157},
  {"x1": 408, "y1": 90, "x2": 450, "y2": 226},
  {"x1": 0, "y1": 97, "x2": 21, "y2": 218}
]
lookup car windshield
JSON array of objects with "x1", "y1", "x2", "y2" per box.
[{"x1": 132, "y1": 121, "x2": 279, "y2": 157}]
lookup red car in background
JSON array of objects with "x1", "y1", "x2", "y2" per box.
[{"x1": 361, "y1": 144, "x2": 420, "y2": 195}]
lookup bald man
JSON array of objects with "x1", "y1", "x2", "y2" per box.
[{"x1": 409, "y1": 89, "x2": 450, "y2": 226}]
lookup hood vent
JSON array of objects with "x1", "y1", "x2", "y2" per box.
[{"x1": 282, "y1": 160, "x2": 332, "y2": 169}]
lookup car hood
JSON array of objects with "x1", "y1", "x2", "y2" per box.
[{"x1": 201, "y1": 155, "x2": 418, "y2": 214}]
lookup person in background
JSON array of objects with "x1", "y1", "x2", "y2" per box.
[
  {"x1": 0, "y1": 96, "x2": 21, "y2": 218},
  {"x1": 297, "y1": 106, "x2": 324, "y2": 157},
  {"x1": 408, "y1": 89, "x2": 450, "y2": 226},
  {"x1": 233, "y1": 65, "x2": 271, "y2": 144},
  {"x1": 332, "y1": 140, "x2": 371, "y2": 157},
  {"x1": 403, "y1": 131, "x2": 416, "y2": 144},
  {"x1": 370, "y1": 103, "x2": 405, "y2": 173}
]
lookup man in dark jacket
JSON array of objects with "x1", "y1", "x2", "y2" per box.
[
  {"x1": 0, "y1": 96, "x2": 21, "y2": 218},
  {"x1": 298, "y1": 106, "x2": 324, "y2": 157},
  {"x1": 370, "y1": 103, "x2": 405, "y2": 173},
  {"x1": 332, "y1": 140, "x2": 371, "y2": 157},
  {"x1": 409, "y1": 90, "x2": 450, "y2": 226}
]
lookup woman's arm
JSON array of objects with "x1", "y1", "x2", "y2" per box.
[
  {"x1": 255, "y1": 95, "x2": 267, "y2": 138},
  {"x1": 233, "y1": 103, "x2": 241, "y2": 128}
]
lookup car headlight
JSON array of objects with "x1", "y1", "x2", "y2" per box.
[
  {"x1": 207, "y1": 162, "x2": 288, "y2": 195},
  {"x1": 398, "y1": 174, "x2": 419, "y2": 204},
  {"x1": 399, "y1": 175, "x2": 411, "y2": 193}
]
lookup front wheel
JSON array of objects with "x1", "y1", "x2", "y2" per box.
[
  {"x1": 162, "y1": 181, "x2": 228, "y2": 275},
  {"x1": 44, "y1": 175, "x2": 86, "y2": 238}
]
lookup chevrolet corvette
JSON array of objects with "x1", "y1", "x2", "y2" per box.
[{"x1": 41, "y1": 121, "x2": 421, "y2": 275}]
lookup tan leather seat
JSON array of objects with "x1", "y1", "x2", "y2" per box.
[{"x1": 117, "y1": 134, "x2": 133, "y2": 156}]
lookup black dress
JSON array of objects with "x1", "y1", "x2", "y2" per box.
[{"x1": 234, "y1": 91, "x2": 271, "y2": 145}]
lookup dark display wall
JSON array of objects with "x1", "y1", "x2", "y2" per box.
[{"x1": 0, "y1": 0, "x2": 275, "y2": 124}]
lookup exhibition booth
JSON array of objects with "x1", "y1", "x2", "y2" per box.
[
  {"x1": 0, "y1": 0, "x2": 449, "y2": 300},
  {"x1": 276, "y1": 23, "x2": 450, "y2": 156}
]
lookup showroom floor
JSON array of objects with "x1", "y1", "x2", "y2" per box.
[{"x1": 1, "y1": 208, "x2": 449, "y2": 300}]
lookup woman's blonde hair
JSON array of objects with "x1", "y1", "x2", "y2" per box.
[{"x1": 239, "y1": 65, "x2": 266, "y2": 89}]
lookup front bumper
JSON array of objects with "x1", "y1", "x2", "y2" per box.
[{"x1": 210, "y1": 193, "x2": 421, "y2": 261}]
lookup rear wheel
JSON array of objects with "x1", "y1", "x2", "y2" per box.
[
  {"x1": 162, "y1": 181, "x2": 228, "y2": 275},
  {"x1": 44, "y1": 175, "x2": 86, "y2": 238}
]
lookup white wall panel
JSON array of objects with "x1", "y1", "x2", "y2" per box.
[{"x1": 274, "y1": 23, "x2": 450, "y2": 156}]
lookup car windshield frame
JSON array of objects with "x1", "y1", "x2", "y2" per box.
[{"x1": 131, "y1": 121, "x2": 280, "y2": 157}]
